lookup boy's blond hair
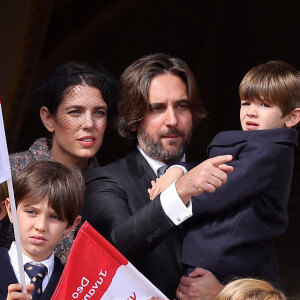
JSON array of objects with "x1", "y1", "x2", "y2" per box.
[
  {"x1": 216, "y1": 278, "x2": 287, "y2": 300},
  {"x1": 239, "y1": 60, "x2": 300, "y2": 116}
]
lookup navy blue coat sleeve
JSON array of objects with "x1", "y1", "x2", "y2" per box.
[{"x1": 192, "y1": 140, "x2": 293, "y2": 227}]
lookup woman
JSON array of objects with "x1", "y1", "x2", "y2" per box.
[
  {"x1": 10, "y1": 62, "x2": 117, "y2": 175},
  {"x1": 6, "y1": 62, "x2": 117, "y2": 263}
]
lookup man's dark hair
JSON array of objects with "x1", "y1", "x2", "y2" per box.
[{"x1": 117, "y1": 53, "x2": 206, "y2": 140}]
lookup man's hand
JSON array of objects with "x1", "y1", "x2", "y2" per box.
[
  {"x1": 6, "y1": 283, "x2": 34, "y2": 300},
  {"x1": 176, "y1": 268, "x2": 224, "y2": 300},
  {"x1": 175, "y1": 155, "x2": 233, "y2": 204}
]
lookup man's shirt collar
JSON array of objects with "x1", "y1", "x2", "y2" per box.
[{"x1": 137, "y1": 144, "x2": 186, "y2": 176}]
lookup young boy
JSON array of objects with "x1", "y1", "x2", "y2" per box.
[
  {"x1": 149, "y1": 60, "x2": 300, "y2": 288},
  {"x1": 0, "y1": 161, "x2": 84, "y2": 300}
]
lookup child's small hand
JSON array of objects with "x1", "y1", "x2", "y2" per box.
[
  {"x1": 148, "y1": 167, "x2": 184, "y2": 200},
  {"x1": 6, "y1": 283, "x2": 34, "y2": 300}
]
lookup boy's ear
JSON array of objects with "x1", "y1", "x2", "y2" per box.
[
  {"x1": 0, "y1": 201, "x2": 7, "y2": 221},
  {"x1": 5, "y1": 198, "x2": 13, "y2": 223},
  {"x1": 64, "y1": 215, "x2": 82, "y2": 236},
  {"x1": 40, "y1": 106, "x2": 55, "y2": 133},
  {"x1": 285, "y1": 108, "x2": 300, "y2": 128}
]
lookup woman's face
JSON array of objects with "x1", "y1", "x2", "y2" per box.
[{"x1": 49, "y1": 85, "x2": 107, "y2": 168}]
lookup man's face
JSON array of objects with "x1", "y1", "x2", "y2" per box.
[{"x1": 136, "y1": 73, "x2": 193, "y2": 163}]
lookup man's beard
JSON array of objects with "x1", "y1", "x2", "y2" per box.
[{"x1": 137, "y1": 127, "x2": 191, "y2": 163}]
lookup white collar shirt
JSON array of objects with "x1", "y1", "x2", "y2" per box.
[{"x1": 9, "y1": 242, "x2": 55, "y2": 292}]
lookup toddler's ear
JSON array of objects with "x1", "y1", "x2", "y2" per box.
[
  {"x1": 64, "y1": 215, "x2": 82, "y2": 235},
  {"x1": 285, "y1": 108, "x2": 300, "y2": 128}
]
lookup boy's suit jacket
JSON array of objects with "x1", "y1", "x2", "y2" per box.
[
  {"x1": 0, "y1": 247, "x2": 63, "y2": 300},
  {"x1": 182, "y1": 128, "x2": 298, "y2": 288},
  {"x1": 82, "y1": 148, "x2": 185, "y2": 299}
]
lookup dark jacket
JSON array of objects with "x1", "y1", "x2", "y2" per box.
[
  {"x1": 182, "y1": 128, "x2": 298, "y2": 288},
  {"x1": 0, "y1": 247, "x2": 63, "y2": 300},
  {"x1": 82, "y1": 148, "x2": 185, "y2": 299}
]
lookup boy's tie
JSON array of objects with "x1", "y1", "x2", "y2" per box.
[{"x1": 24, "y1": 263, "x2": 48, "y2": 299}]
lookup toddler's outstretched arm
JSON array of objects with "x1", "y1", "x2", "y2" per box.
[{"x1": 148, "y1": 167, "x2": 184, "y2": 200}]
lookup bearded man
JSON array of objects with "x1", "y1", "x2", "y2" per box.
[{"x1": 82, "y1": 53, "x2": 232, "y2": 299}]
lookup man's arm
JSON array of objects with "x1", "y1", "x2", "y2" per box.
[
  {"x1": 158, "y1": 155, "x2": 233, "y2": 225},
  {"x1": 184, "y1": 142, "x2": 291, "y2": 218},
  {"x1": 175, "y1": 155, "x2": 233, "y2": 204},
  {"x1": 150, "y1": 154, "x2": 233, "y2": 202},
  {"x1": 82, "y1": 164, "x2": 176, "y2": 261},
  {"x1": 82, "y1": 155, "x2": 233, "y2": 261}
]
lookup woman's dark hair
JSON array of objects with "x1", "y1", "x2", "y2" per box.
[{"x1": 32, "y1": 61, "x2": 118, "y2": 114}]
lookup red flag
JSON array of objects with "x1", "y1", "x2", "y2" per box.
[
  {"x1": 51, "y1": 221, "x2": 166, "y2": 300},
  {"x1": 0, "y1": 100, "x2": 11, "y2": 183}
]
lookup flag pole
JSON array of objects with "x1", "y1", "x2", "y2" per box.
[
  {"x1": 7, "y1": 178, "x2": 27, "y2": 293},
  {"x1": 0, "y1": 100, "x2": 26, "y2": 293}
]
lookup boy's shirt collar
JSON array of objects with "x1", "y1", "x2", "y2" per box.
[{"x1": 8, "y1": 242, "x2": 55, "y2": 287}]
